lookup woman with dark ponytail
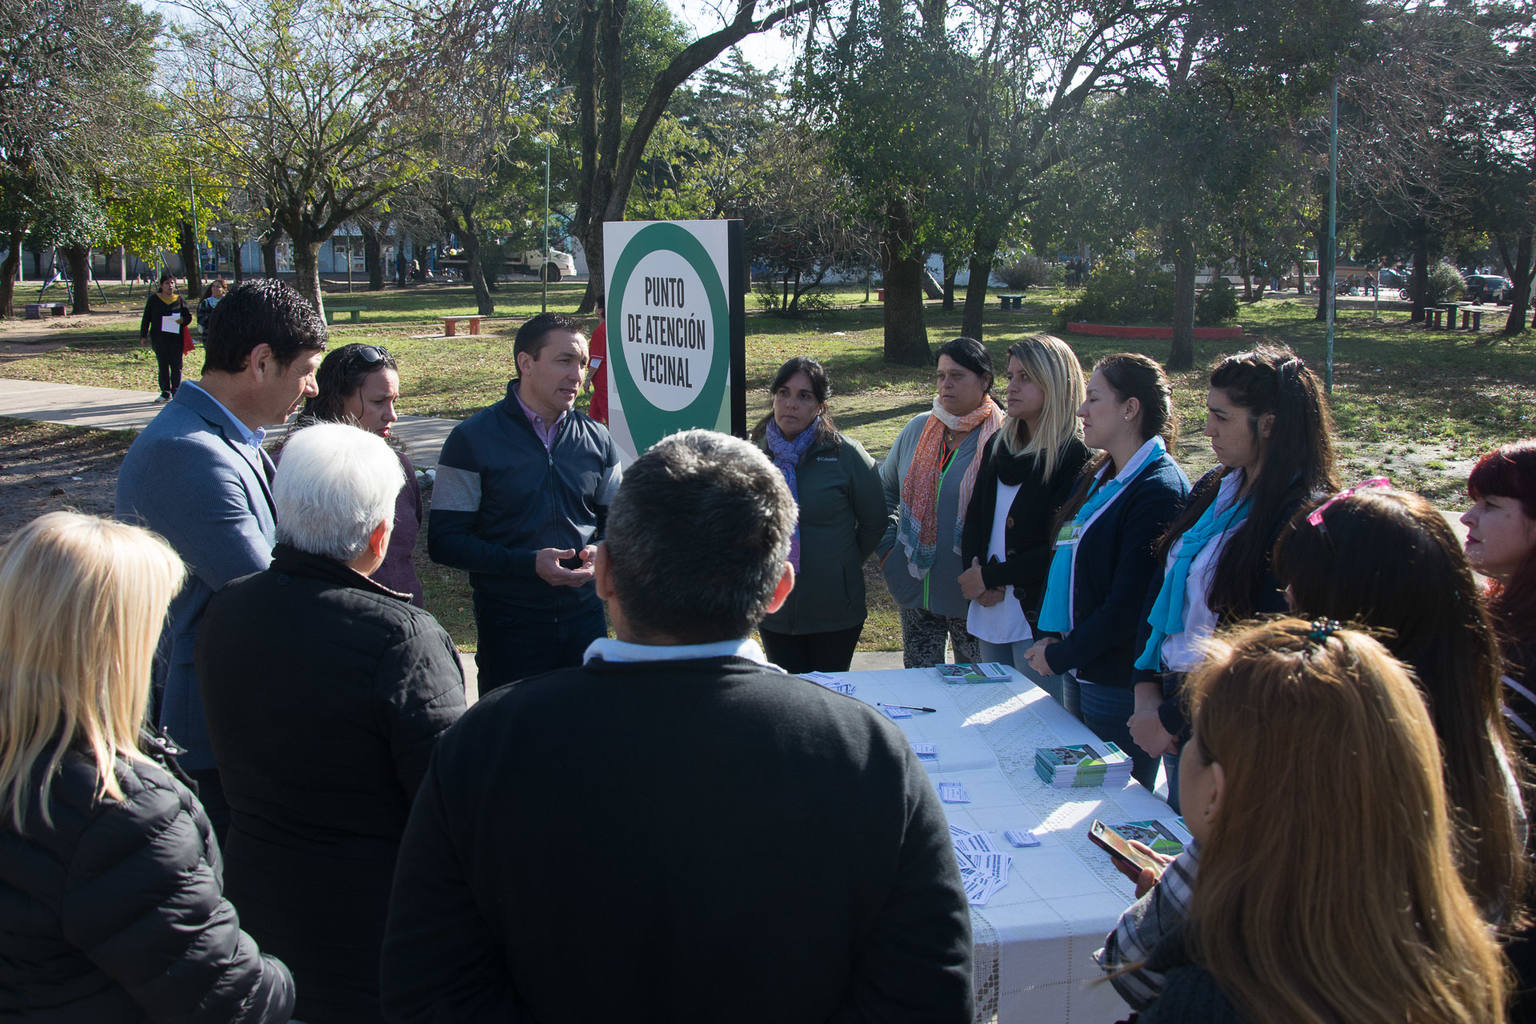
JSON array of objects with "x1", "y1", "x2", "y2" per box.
[
  {"x1": 1128, "y1": 345, "x2": 1338, "y2": 805},
  {"x1": 1026, "y1": 353, "x2": 1188, "y2": 788}
]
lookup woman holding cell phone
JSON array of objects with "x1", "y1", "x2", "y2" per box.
[
  {"x1": 1025, "y1": 353, "x2": 1187, "y2": 789},
  {"x1": 1123, "y1": 619, "x2": 1509, "y2": 1024},
  {"x1": 958, "y1": 334, "x2": 1088, "y2": 705},
  {"x1": 1127, "y1": 345, "x2": 1338, "y2": 806}
]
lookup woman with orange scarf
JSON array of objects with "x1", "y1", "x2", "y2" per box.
[{"x1": 878, "y1": 337, "x2": 1004, "y2": 667}]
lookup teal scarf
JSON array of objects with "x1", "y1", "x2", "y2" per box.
[
  {"x1": 1135, "y1": 481, "x2": 1251, "y2": 671},
  {"x1": 1037, "y1": 438, "x2": 1165, "y2": 634}
]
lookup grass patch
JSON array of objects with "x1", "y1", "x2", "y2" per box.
[{"x1": 6, "y1": 284, "x2": 1533, "y2": 650}]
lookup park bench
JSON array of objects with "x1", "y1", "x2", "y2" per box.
[
  {"x1": 999, "y1": 294, "x2": 1024, "y2": 310},
  {"x1": 23, "y1": 302, "x2": 66, "y2": 319},
  {"x1": 440, "y1": 315, "x2": 483, "y2": 337},
  {"x1": 1425, "y1": 306, "x2": 1447, "y2": 328},
  {"x1": 326, "y1": 306, "x2": 366, "y2": 324}
]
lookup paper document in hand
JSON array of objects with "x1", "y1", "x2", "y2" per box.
[{"x1": 161, "y1": 314, "x2": 182, "y2": 333}]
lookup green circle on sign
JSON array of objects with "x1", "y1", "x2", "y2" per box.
[{"x1": 609, "y1": 223, "x2": 730, "y2": 455}]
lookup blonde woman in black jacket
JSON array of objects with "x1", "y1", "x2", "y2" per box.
[
  {"x1": 0, "y1": 512, "x2": 293, "y2": 1023},
  {"x1": 959, "y1": 335, "x2": 1088, "y2": 706}
]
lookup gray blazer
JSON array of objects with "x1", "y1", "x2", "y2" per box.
[{"x1": 115, "y1": 384, "x2": 277, "y2": 771}]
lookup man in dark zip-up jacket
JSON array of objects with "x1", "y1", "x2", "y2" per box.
[{"x1": 429, "y1": 313, "x2": 622, "y2": 693}]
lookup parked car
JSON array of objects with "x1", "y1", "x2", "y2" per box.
[
  {"x1": 505, "y1": 248, "x2": 578, "y2": 282},
  {"x1": 1465, "y1": 274, "x2": 1513, "y2": 305},
  {"x1": 1377, "y1": 267, "x2": 1408, "y2": 289}
]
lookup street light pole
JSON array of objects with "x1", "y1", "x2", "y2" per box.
[{"x1": 543, "y1": 96, "x2": 552, "y2": 313}]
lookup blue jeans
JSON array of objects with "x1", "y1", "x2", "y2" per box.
[
  {"x1": 978, "y1": 638, "x2": 1069, "y2": 709},
  {"x1": 473, "y1": 593, "x2": 606, "y2": 694},
  {"x1": 1075, "y1": 680, "x2": 1158, "y2": 790}
]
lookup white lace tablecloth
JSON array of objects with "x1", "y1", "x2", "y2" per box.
[{"x1": 839, "y1": 666, "x2": 1172, "y2": 1023}]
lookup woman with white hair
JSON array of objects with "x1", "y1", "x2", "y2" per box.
[
  {"x1": 197, "y1": 422, "x2": 465, "y2": 1023},
  {"x1": 0, "y1": 512, "x2": 295, "y2": 1022}
]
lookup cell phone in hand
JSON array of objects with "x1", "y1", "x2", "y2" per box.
[
  {"x1": 1089, "y1": 819, "x2": 1162, "y2": 880},
  {"x1": 559, "y1": 551, "x2": 587, "y2": 571}
]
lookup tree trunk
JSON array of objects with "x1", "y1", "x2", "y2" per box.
[
  {"x1": 0, "y1": 234, "x2": 19, "y2": 318},
  {"x1": 1410, "y1": 227, "x2": 1429, "y2": 323},
  {"x1": 290, "y1": 231, "x2": 324, "y2": 317},
  {"x1": 1295, "y1": 257, "x2": 1306, "y2": 297},
  {"x1": 360, "y1": 220, "x2": 384, "y2": 291},
  {"x1": 961, "y1": 254, "x2": 992, "y2": 341},
  {"x1": 1239, "y1": 235, "x2": 1253, "y2": 301},
  {"x1": 229, "y1": 223, "x2": 245, "y2": 283},
  {"x1": 63, "y1": 245, "x2": 92, "y2": 314},
  {"x1": 880, "y1": 200, "x2": 930, "y2": 366},
  {"x1": 462, "y1": 227, "x2": 494, "y2": 316},
  {"x1": 1504, "y1": 225, "x2": 1533, "y2": 337},
  {"x1": 178, "y1": 221, "x2": 203, "y2": 301},
  {"x1": 941, "y1": 255, "x2": 956, "y2": 311},
  {"x1": 1168, "y1": 229, "x2": 1197, "y2": 371}
]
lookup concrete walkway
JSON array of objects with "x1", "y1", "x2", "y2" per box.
[{"x1": 0, "y1": 376, "x2": 907, "y2": 681}]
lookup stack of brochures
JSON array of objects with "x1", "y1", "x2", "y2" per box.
[
  {"x1": 935, "y1": 662, "x2": 1011, "y2": 683},
  {"x1": 1033, "y1": 741, "x2": 1133, "y2": 788}
]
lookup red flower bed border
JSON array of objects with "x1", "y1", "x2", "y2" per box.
[{"x1": 1065, "y1": 322, "x2": 1244, "y2": 339}]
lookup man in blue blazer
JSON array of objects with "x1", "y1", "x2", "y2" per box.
[{"x1": 116, "y1": 279, "x2": 327, "y2": 837}]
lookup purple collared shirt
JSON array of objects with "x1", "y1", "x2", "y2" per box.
[{"x1": 513, "y1": 381, "x2": 567, "y2": 450}]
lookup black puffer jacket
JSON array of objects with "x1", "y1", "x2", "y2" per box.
[{"x1": 0, "y1": 732, "x2": 294, "y2": 1022}]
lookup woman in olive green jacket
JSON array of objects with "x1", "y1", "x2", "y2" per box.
[{"x1": 753, "y1": 358, "x2": 889, "y2": 673}]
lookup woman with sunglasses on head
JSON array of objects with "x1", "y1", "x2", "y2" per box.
[
  {"x1": 0, "y1": 513, "x2": 294, "y2": 1022},
  {"x1": 1128, "y1": 346, "x2": 1338, "y2": 806},
  {"x1": 878, "y1": 337, "x2": 1005, "y2": 668},
  {"x1": 1275, "y1": 482, "x2": 1527, "y2": 922},
  {"x1": 1025, "y1": 353, "x2": 1188, "y2": 789},
  {"x1": 1125, "y1": 619, "x2": 1509, "y2": 1024},
  {"x1": 751, "y1": 357, "x2": 886, "y2": 673},
  {"x1": 957, "y1": 335, "x2": 1088, "y2": 705},
  {"x1": 288, "y1": 343, "x2": 425, "y2": 605}
]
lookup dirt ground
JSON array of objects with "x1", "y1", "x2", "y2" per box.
[{"x1": 0, "y1": 418, "x2": 136, "y2": 542}]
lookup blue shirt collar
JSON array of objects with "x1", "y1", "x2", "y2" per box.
[{"x1": 180, "y1": 381, "x2": 266, "y2": 447}]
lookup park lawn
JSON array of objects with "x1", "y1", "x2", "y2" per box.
[{"x1": 6, "y1": 282, "x2": 1533, "y2": 652}]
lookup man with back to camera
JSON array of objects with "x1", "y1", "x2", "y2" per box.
[
  {"x1": 115, "y1": 278, "x2": 326, "y2": 838},
  {"x1": 428, "y1": 311, "x2": 622, "y2": 693},
  {"x1": 383, "y1": 430, "x2": 974, "y2": 1023},
  {"x1": 196, "y1": 422, "x2": 465, "y2": 1024}
]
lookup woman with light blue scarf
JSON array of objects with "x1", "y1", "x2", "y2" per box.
[
  {"x1": 1128, "y1": 346, "x2": 1338, "y2": 808},
  {"x1": 1025, "y1": 353, "x2": 1187, "y2": 789}
]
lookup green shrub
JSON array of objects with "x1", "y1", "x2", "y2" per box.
[
  {"x1": 1196, "y1": 277, "x2": 1239, "y2": 325},
  {"x1": 1054, "y1": 253, "x2": 1175, "y2": 326},
  {"x1": 996, "y1": 254, "x2": 1063, "y2": 290},
  {"x1": 1425, "y1": 261, "x2": 1465, "y2": 307}
]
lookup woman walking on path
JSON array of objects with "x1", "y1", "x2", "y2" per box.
[
  {"x1": 139, "y1": 272, "x2": 192, "y2": 402},
  {"x1": 878, "y1": 337, "x2": 1005, "y2": 668},
  {"x1": 958, "y1": 335, "x2": 1088, "y2": 704},
  {"x1": 752, "y1": 357, "x2": 887, "y2": 673}
]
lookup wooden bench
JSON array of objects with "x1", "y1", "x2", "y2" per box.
[
  {"x1": 325, "y1": 306, "x2": 366, "y2": 324},
  {"x1": 1425, "y1": 306, "x2": 1447, "y2": 328},
  {"x1": 440, "y1": 315, "x2": 483, "y2": 337},
  {"x1": 999, "y1": 294, "x2": 1024, "y2": 310}
]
